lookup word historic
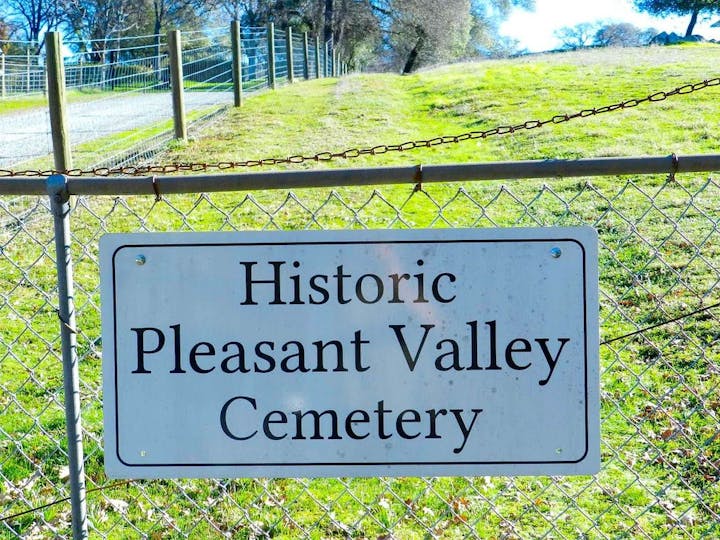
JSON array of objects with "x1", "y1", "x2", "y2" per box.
[{"x1": 238, "y1": 259, "x2": 457, "y2": 305}]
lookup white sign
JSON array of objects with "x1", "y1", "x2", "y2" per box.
[{"x1": 100, "y1": 228, "x2": 599, "y2": 478}]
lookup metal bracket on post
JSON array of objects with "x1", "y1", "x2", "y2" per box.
[{"x1": 47, "y1": 174, "x2": 88, "y2": 540}]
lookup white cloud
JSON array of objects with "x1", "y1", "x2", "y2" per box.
[{"x1": 500, "y1": 0, "x2": 720, "y2": 52}]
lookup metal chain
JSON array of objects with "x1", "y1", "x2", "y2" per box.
[{"x1": 1, "y1": 77, "x2": 718, "y2": 178}]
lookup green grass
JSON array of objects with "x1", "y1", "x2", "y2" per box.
[
  {"x1": 1, "y1": 44, "x2": 719, "y2": 538},
  {"x1": 162, "y1": 44, "x2": 720, "y2": 169}
]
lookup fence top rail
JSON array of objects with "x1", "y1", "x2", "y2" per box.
[{"x1": 1, "y1": 154, "x2": 719, "y2": 197}]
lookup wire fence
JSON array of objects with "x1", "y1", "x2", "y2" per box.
[
  {"x1": 0, "y1": 159, "x2": 718, "y2": 538},
  {"x1": 0, "y1": 26, "x2": 338, "y2": 173}
]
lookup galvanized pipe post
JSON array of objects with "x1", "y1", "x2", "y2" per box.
[
  {"x1": 168, "y1": 29, "x2": 187, "y2": 140},
  {"x1": 26, "y1": 46, "x2": 31, "y2": 93},
  {"x1": 324, "y1": 40, "x2": 330, "y2": 77},
  {"x1": 231, "y1": 20, "x2": 243, "y2": 107},
  {"x1": 315, "y1": 36, "x2": 321, "y2": 79},
  {"x1": 48, "y1": 174, "x2": 88, "y2": 540},
  {"x1": 1, "y1": 53, "x2": 5, "y2": 97},
  {"x1": 286, "y1": 27, "x2": 294, "y2": 83},
  {"x1": 267, "y1": 23, "x2": 276, "y2": 90}
]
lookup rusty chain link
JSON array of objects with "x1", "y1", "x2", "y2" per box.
[{"x1": 1, "y1": 77, "x2": 718, "y2": 178}]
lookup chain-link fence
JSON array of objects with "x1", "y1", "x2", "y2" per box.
[{"x1": 0, "y1": 160, "x2": 718, "y2": 538}]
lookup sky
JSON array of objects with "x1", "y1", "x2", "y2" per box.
[{"x1": 499, "y1": 0, "x2": 720, "y2": 52}]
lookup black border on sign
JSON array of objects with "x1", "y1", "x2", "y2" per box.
[{"x1": 110, "y1": 238, "x2": 591, "y2": 468}]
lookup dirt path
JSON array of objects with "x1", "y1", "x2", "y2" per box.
[{"x1": 0, "y1": 91, "x2": 232, "y2": 169}]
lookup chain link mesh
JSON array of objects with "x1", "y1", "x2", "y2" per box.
[{"x1": 1, "y1": 171, "x2": 719, "y2": 538}]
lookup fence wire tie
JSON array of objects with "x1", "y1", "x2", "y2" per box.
[
  {"x1": 601, "y1": 301, "x2": 719, "y2": 345},
  {"x1": 669, "y1": 153, "x2": 679, "y2": 181},
  {"x1": 151, "y1": 175, "x2": 162, "y2": 202},
  {"x1": 55, "y1": 309, "x2": 77, "y2": 334},
  {"x1": 413, "y1": 164, "x2": 423, "y2": 192}
]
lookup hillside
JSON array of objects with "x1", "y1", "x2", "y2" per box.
[{"x1": 162, "y1": 44, "x2": 720, "y2": 170}]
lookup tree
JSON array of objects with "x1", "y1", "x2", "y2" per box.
[
  {"x1": 554, "y1": 22, "x2": 597, "y2": 49},
  {"x1": 368, "y1": 0, "x2": 472, "y2": 73},
  {"x1": 4, "y1": 0, "x2": 60, "y2": 49},
  {"x1": 594, "y1": 22, "x2": 657, "y2": 47},
  {"x1": 468, "y1": 0, "x2": 533, "y2": 57},
  {"x1": 633, "y1": 0, "x2": 720, "y2": 37},
  {"x1": 212, "y1": 0, "x2": 310, "y2": 27},
  {"x1": 62, "y1": 0, "x2": 141, "y2": 62},
  {"x1": 213, "y1": 0, "x2": 532, "y2": 72},
  {"x1": 326, "y1": 0, "x2": 381, "y2": 69},
  {"x1": 1, "y1": 18, "x2": 19, "y2": 53},
  {"x1": 215, "y1": 0, "x2": 244, "y2": 21},
  {"x1": 148, "y1": 0, "x2": 210, "y2": 37}
]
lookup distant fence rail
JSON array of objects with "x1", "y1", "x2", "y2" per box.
[
  {"x1": 0, "y1": 26, "x2": 340, "y2": 98},
  {"x1": 0, "y1": 155, "x2": 719, "y2": 538}
]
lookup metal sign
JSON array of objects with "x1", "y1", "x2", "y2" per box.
[{"x1": 100, "y1": 228, "x2": 599, "y2": 478}]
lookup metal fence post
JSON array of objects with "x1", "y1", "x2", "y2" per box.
[
  {"x1": 26, "y1": 47, "x2": 31, "y2": 93},
  {"x1": 46, "y1": 32, "x2": 72, "y2": 171},
  {"x1": 324, "y1": 41, "x2": 329, "y2": 77},
  {"x1": 48, "y1": 174, "x2": 88, "y2": 540},
  {"x1": 315, "y1": 36, "x2": 321, "y2": 79},
  {"x1": 231, "y1": 20, "x2": 243, "y2": 107},
  {"x1": 302, "y1": 32, "x2": 310, "y2": 80},
  {"x1": 286, "y1": 27, "x2": 294, "y2": 84},
  {"x1": 267, "y1": 23, "x2": 276, "y2": 90},
  {"x1": 168, "y1": 29, "x2": 187, "y2": 140},
  {"x1": 1, "y1": 53, "x2": 5, "y2": 97}
]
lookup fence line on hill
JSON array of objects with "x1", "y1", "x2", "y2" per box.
[
  {"x1": 0, "y1": 25, "x2": 343, "y2": 173},
  {"x1": 0, "y1": 155, "x2": 718, "y2": 539}
]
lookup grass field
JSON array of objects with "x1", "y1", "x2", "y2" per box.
[{"x1": 1, "y1": 44, "x2": 719, "y2": 539}]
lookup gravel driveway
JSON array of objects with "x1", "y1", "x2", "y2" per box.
[{"x1": 0, "y1": 91, "x2": 232, "y2": 169}]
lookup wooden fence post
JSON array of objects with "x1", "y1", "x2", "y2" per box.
[
  {"x1": 267, "y1": 22, "x2": 276, "y2": 90},
  {"x1": 46, "y1": 32, "x2": 72, "y2": 171},
  {"x1": 168, "y1": 29, "x2": 187, "y2": 140},
  {"x1": 286, "y1": 27, "x2": 294, "y2": 84},
  {"x1": 302, "y1": 32, "x2": 310, "y2": 80},
  {"x1": 231, "y1": 20, "x2": 243, "y2": 107}
]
